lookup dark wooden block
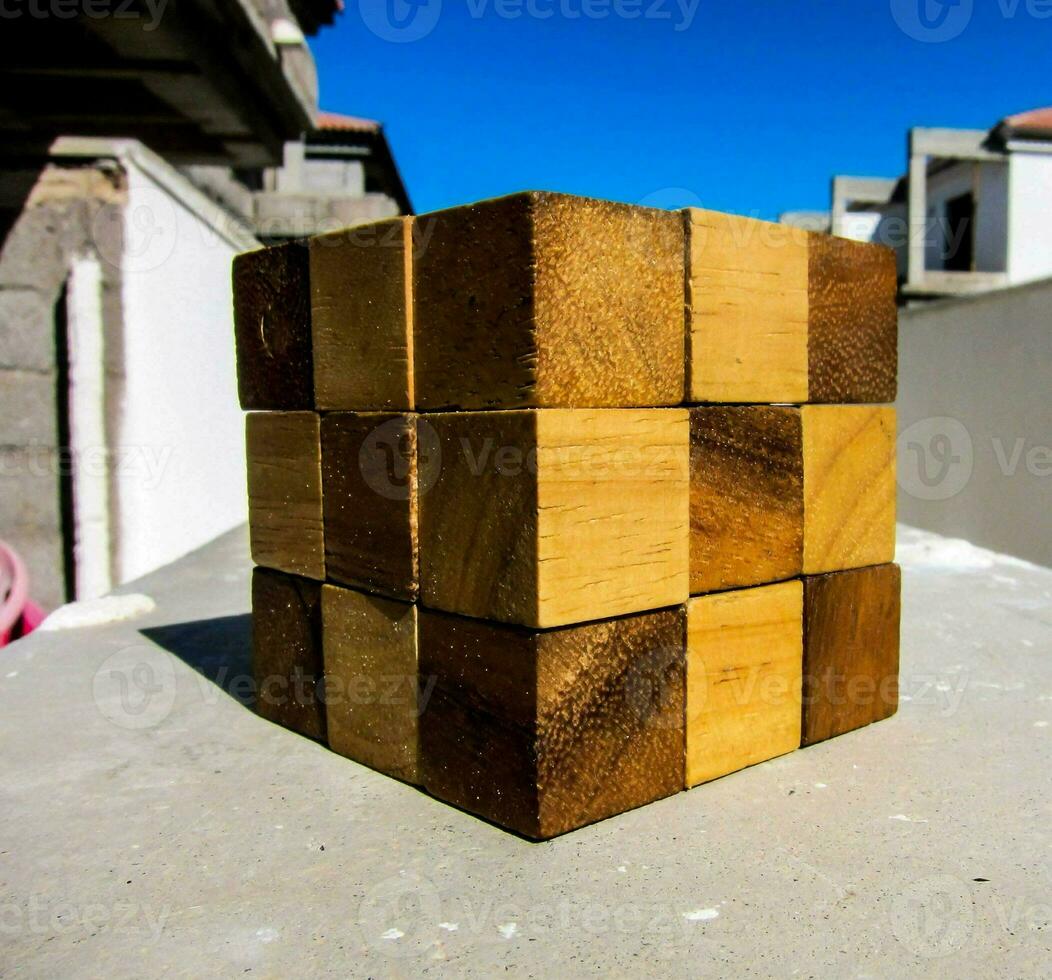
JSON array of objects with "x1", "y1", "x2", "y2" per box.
[
  {"x1": 321, "y1": 412, "x2": 419, "y2": 601},
  {"x1": 246, "y1": 412, "x2": 324, "y2": 580},
  {"x1": 689, "y1": 406, "x2": 803, "y2": 593},
  {"x1": 802, "y1": 563, "x2": 901, "y2": 746},
  {"x1": 419, "y1": 606, "x2": 685, "y2": 840},
  {"x1": 252, "y1": 567, "x2": 325, "y2": 741},
  {"x1": 233, "y1": 241, "x2": 313, "y2": 410},
  {"x1": 413, "y1": 191, "x2": 684, "y2": 410}
]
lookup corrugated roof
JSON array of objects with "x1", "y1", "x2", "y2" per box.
[{"x1": 315, "y1": 111, "x2": 381, "y2": 133}]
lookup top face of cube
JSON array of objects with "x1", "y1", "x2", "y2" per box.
[
  {"x1": 686, "y1": 208, "x2": 897, "y2": 404},
  {"x1": 413, "y1": 192, "x2": 685, "y2": 410}
]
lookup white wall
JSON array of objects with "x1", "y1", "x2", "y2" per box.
[
  {"x1": 114, "y1": 153, "x2": 255, "y2": 583},
  {"x1": 1008, "y1": 152, "x2": 1052, "y2": 284}
]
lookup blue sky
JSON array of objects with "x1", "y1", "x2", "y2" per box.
[{"x1": 311, "y1": 0, "x2": 1052, "y2": 219}]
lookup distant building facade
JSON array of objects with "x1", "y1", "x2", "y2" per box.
[
  {"x1": 782, "y1": 107, "x2": 1052, "y2": 301},
  {"x1": 0, "y1": 6, "x2": 411, "y2": 609}
]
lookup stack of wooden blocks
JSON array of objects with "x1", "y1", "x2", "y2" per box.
[{"x1": 234, "y1": 192, "x2": 900, "y2": 840}]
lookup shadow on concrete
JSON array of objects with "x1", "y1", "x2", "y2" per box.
[{"x1": 140, "y1": 614, "x2": 253, "y2": 706}]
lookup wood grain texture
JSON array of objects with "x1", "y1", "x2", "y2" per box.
[
  {"x1": 233, "y1": 241, "x2": 313, "y2": 410},
  {"x1": 310, "y1": 218, "x2": 414, "y2": 410},
  {"x1": 321, "y1": 412, "x2": 418, "y2": 600},
  {"x1": 807, "y1": 233, "x2": 898, "y2": 403},
  {"x1": 419, "y1": 605, "x2": 685, "y2": 840},
  {"x1": 802, "y1": 563, "x2": 900, "y2": 746},
  {"x1": 684, "y1": 210, "x2": 898, "y2": 404},
  {"x1": 802, "y1": 405, "x2": 896, "y2": 575},
  {"x1": 246, "y1": 412, "x2": 324, "y2": 580},
  {"x1": 686, "y1": 208, "x2": 809, "y2": 403},
  {"x1": 252, "y1": 567, "x2": 325, "y2": 741},
  {"x1": 689, "y1": 406, "x2": 803, "y2": 593},
  {"x1": 413, "y1": 192, "x2": 684, "y2": 410},
  {"x1": 419, "y1": 409, "x2": 689, "y2": 628},
  {"x1": 686, "y1": 580, "x2": 802, "y2": 787},
  {"x1": 322, "y1": 584, "x2": 419, "y2": 783}
]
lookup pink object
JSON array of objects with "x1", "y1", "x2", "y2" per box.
[{"x1": 0, "y1": 541, "x2": 44, "y2": 646}]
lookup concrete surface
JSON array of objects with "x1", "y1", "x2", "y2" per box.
[{"x1": 1, "y1": 525, "x2": 1050, "y2": 978}]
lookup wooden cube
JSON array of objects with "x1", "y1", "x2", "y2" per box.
[
  {"x1": 690, "y1": 406, "x2": 803, "y2": 593},
  {"x1": 413, "y1": 192, "x2": 684, "y2": 410},
  {"x1": 802, "y1": 563, "x2": 901, "y2": 746},
  {"x1": 686, "y1": 581, "x2": 802, "y2": 788},
  {"x1": 322, "y1": 584, "x2": 420, "y2": 783},
  {"x1": 419, "y1": 408, "x2": 689, "y2": 628},
  {"x1": 246, "y1": 412, "x2": 324, "y2": 580},
  {"x1": 233, "y1": 241, "x2": 312, "y2": 410},
  {"x1": 321, "y1": 412, "x2": 422, "y2": 600},
  {"x1": 252, "y1": 568, "x2": 325, "y2": 741},
  {"x1": 309, "y1": 218, "x2": 414, "y2": 410},
  {"x1": 419, "y1": 606, "x2": 685, "y2": 840},
  {"x1": 686, "y1": 209, "x2": 897, "y2": 403},
  {"x1": 801, "y1": 405, "x2": 896, "y2": 575},
  {"x1": 688, "y1": 405, "x2": 895, "y2": 590}
]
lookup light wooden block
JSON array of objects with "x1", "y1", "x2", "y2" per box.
[
  {"x1": 310, "y1": 218, "x2": 414, "y2": 410},
  {"x1": 321, "y1": 412, "x2": 419, "y2": 600},
  {"x1": 802, "y1": 563, "x2": 900, "y2": 746},
  {"x1": 686, "y1": 581, "x2": 802, "y2": 788},
  {"x1": 246, "y1": 412, "x2": 324, "y2": 580},
  {"x1": 802, "y1": 405, "x2": 896, "y2": 575},
  {"x1": 233, "y1": 241, "x2": 313, "y2": 410},
  {"x1": 322, "y1": 584, "x2": 419, "y2": 783},
  {"x1": 252, "y1": 568, "x2": 325, "y2": 741},
  {"x1": 413, "y1": 192, "x2": 684, "y2": 410},
  {"x1": 419, "y1": 605, "x2": 685, "y2": 840},
  {"x1": 690, "y1": 406, "x2": 803, "y2": 593},
  {"x1": 419, "y1": 408, "x2": 689, "y2": 628},
  {"x1": 686, "y1": 209, "x2": 897, "y2": 403}
]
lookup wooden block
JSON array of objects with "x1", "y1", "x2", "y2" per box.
[
  {"x1": 309, "y1": 218, "x2": 414, "y2": 410},
  {"x1": 686, "y1": 581, "x2": 802, "y2": 788},
  {"x1": 419, "y1": 408, "x2": 689, "y2": 628},
  {"x1": 321, "y1": 412, "x2": 420, "y2": 600},
  {"x1": 419, "y1": 605, "x2": 685, "y2": 840},
  {"x1": 686, "y1": 209, "x2": 897, "y2": 403},
  {"x1": 252, "y1": 567, "x2": 325, "y2": 741},
  {"x1": 802, "y1": 563, "x2": 900, "y2": 746},
  {"x1": 246, "y1": 412, "x2": 325, "y2": 580},
  {"x1": 689, "y1": 406, "x2": 803, "y2": 593},
  {"x1": 322, "y1": 584, "x2": 419, "y2": 783},
  {"x1": 233, "y1": 241, "x2": 313, "y2": 410},
  {"x1": 802, "y1": 405, "x2": 896, "y2": 575},
  {"x1": 413, "y1": 192, "x2": 684, "y2": 410}
]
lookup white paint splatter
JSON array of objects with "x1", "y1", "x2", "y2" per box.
[
  {"x1": 889, "y1": 814, "x2": 929, "y2": 823},
  {"x1": 39, "y1": 593, "x2": 155, "y2": 631},
  {"x1": 381, "y1": 928, "x2": 404, "y2": 940},
  {"x1": 498, "y1": 922, "x2": 517, "y2": 939},
  {"x1": 1022, "y1": 640, "x2": 1035, "y2": 648},
  {"x1": 5, "y1": 671, "x2": 17, "y2": 678},
  {"x1": 684, "y1": 908, "x2": 720, "y2": 922},
  {"x1": 438, "y1": 922, "x2": 458, "y2": 932},
  {"x1": 814, "y1": 783, "x2": 828, "y2": 789},
  {"x1": 617, "y1": 865, "x2": 628, "y2": 873},
  {"x1": 256, "y1": 927, "x2": 279, "y2": 943},
  {"x1": 1035, "y1": 721, "x2": 1049, "y2": 729}
]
